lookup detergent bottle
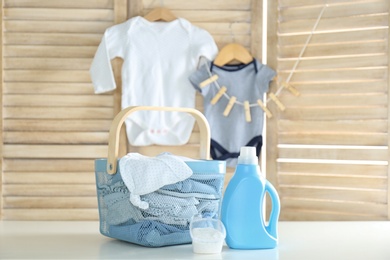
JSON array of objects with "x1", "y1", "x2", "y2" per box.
[{"x1": 221, "y1": 146, "x2": 280, "y2": 249}]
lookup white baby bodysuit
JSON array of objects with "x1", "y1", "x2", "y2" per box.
[{"x1": 90, "y1": 17, "x2": 217, "y2": 146}]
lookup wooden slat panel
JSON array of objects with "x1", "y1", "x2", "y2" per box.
[
  {"x1": 278, "y1": 54, "x2": 387, "y2": 71},
  {"x1": 278, "y1": 162, "x2": 388, "y2": 176},
  {"x1": 143, "y1": 10, "x2": 251, "y2": 23},
  {"x1": 279, "y1": 186, "x2": 387, "y2": 203},
  {"x1": 386, "y1": 0, "x2": 390, "y2": 219},
  {"x1": 216, "y1": 42, "x2": 248, "y2": 50},
  {"x1": 193, "y1": 22, "x2": 251, "y2": 35},
  {"x1": 143, "y1": 0, "x2": 251, "y2": 10},
  {"x1": 278, "y1": 29, "x2": 388, "y2": 47},
  {"x1": 3, "y1": 22, "x2": 248, "y2": 36},
  {"x1": 280, "y1": 107, "x2": 388, "y2": 120},
  {"x1": 4, "y1": 58, "x2": 93, "y2": 70},
  {"x1": 279, "y1": 14, "x2": 388, "y2": 34},
  {"x1": 0, "y1": 0, "x2": 2, "y2": 218},
  {"x1": 279, "y1": 173, "x2": 387, "y2": 189},
  {"x1": 2, "y1": 145, "x2": 107, "y2": 159},
  {"x1": 2, "y1": 209, "x2": 98, "y2": 220},
  {"x1": 279, "y1": 0, "x2": 383, "y2": 8},
  {"x1": 279, "y1": 42, "x2": 387, "y2": 59},
  {"x1": 4, "y1": 46, "x2": 96, "y2": 58},
  {"x1": 279, "y1": 119, "x2": 388, "y2": 133},
  {"x1": 4, "y1": 70, "x2": 91, "y2": 82},
  {"x1": 287, "y1": 81, "x2": 387, "y2": 95},
  {"x1": 3, "y1": 159, "x2": 94, "y2": 172},
  {"x1": 271, "y1": 0, "x2": 390, "y2": 221},
  {"x1": 3, "y1": 132, "x2": 108, "y2": 144},
  {"x1": 4, "y1": 8, "x2": 114, "y2": 21},
  {"x1": 279, "y1": 93, "x2": 387, "y2": 107},
  {"x1": 213, "y1": 35, "x2": 251, "y2": 47},
  {"x1": 3, "y1": 131, "x2": 199, "y2": 145},
  {"x1": 4, "y1": 0, "x2": 113, "y2": 9},
  {"x1": 279, "y1": 133, "x2": 387, "y2": 146},
  {"x1": 4, "y1": 20, "x2": 113, "y2": 33},
  {"x1": 281, "y1": 69, "x2": 386, "y2": 84},
  {"x1": 3, "y1": 107, "x2": 114, "y2": 119},
  {"x1": 0, "y1": 20, "x2": 247, "y2": 36},
  {"x1": 4, "y1": 184, "x2": 96, "y2": 196},
  {"x1": 3, "y1": 82, "x2": 96, "y2": 94},
  {"x1": 3, "y1": 197, "x2": 97, "y2": 208},
  {"x1": 280, "y1": 1, "x2": 388, "y2": 21},
  {"x1": 4, "y1": 33, "x2": 101, "y2": 46},
  {"x1": 3, "y1": 172, "x2": 95, "y2": 184},
  {"x1": 278, "y1": 146, "x2": 388, "y2": 161},
  {"x1": 4, "y1": 94, "x2": 113, "y2": 107},
  {"x1": 4, "y1": 119, "x2": 112, "y2": 131},
  {"x1": 281, "y1": 198, "x2": 387, "y2": 218}
]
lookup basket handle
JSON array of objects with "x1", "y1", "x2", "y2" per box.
[{"x1": 107, "y1": 106, "x2": 211, "y2": 174}]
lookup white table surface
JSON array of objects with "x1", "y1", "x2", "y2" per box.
[{"x1": 1, "y1": 221, "x2": 389, "y2": 260}]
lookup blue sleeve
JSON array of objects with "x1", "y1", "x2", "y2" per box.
[
  {"x1": 188, "y1": 63, "x2": 214, "y2": 97},
  {"x1": 257, "y1": 61, "x2": 276, "y2": 93}
]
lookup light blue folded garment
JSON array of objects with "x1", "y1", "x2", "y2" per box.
[
  {"x1": 109, "y1": 220, "x2": 191, "y2": 247},
  {"x1": 142, "y1": 192, "x2": 198, "y2": 225},
  {"x1": 197, "y1": 198, "x2": 219, "y2": 213},
  {"x1": 161, "y1": 174, "x2": 224, "y2": 198},
  {"x1": 103, "y1": 192, "x2": 143, "y2": 225}
]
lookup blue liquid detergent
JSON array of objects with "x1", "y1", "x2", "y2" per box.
[{"x1": 221, "y1": 147, "x2": 280, "y2": 249}]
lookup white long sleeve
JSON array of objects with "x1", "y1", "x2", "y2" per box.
[
  {"x1": 90, "y1": 21, "x2": 129, "y2": 94},
  {"x1": 90, "y1": 34, "x2": 116, "y2": 93}
]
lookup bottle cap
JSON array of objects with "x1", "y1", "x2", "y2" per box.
[{"x1": 237, "y1": 147, "x2": 258, "y2": 165}]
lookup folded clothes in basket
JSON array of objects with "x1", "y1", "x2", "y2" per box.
[
  {"x1": 119, "y1": 153, "x2": 193, "y2": 210},
  {"x1": 95, "y1": 152, "x2": 226, "y2": 247},
  {"x1": 102, "y1": 182, "x2": 220, "y2": 226}
]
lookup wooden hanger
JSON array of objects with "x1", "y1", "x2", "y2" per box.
[
  {"x1": 144, "y1": 7, "x2": 177, "y2": 22},
  {"x1": 213, "y1": 43, "x2": 253, "y2": 66}
]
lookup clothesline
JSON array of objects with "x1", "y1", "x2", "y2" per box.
[
  {"x1": 273, "y1": 3, "x2": 329, "y2": 98},
  {"x1": 199, "y1": 3, "x2": 329, "y2": 117}
]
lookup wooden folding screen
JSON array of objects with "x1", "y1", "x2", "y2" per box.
[
  {"x1": 267, "y1": 0, "x2": 390, "y2": 220},
  {"x1": 5, "y1": 0, "x2": 387, "y2": 221}
]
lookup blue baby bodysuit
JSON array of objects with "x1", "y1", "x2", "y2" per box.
[{"x1": 189, "y1": 58, "x2": 276, "y2": 167}]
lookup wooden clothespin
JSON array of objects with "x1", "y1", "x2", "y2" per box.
[
  {"x1": 257, "y1": 99, "x2": 273, "y2": 118},
  {"x1": 244, "y1": 101, "x2": 251, "y2": 122},
  {"x1": 223, "y1": 96, "x2": 236, "y2": 116},
  {"x1": 282, "y1": 82, "x2": 300, "y2": 96},
  {"x1": 269, "y1": 93, "x2": 286, "y2": 111},
  {"x1": 211, "y1": 86, "x2": 227, "y2": 105},
  {"x1": 199, "y1": 75, "x2": 218, "y2": 88}
]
